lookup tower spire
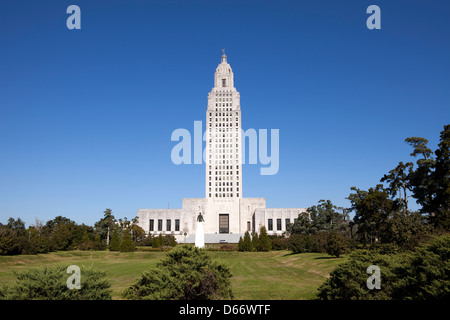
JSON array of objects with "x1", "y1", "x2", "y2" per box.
[{"x1": 221, "y1": 48, "x2": 227, "y2": 63}]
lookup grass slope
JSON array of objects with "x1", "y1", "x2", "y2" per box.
[{"x1": 0, "y1": 250, "x2": 346, "y2": 300}]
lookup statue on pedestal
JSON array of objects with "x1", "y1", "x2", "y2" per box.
[{"x1": 195, "y1": 212, "x2": 205, "y2": 248}]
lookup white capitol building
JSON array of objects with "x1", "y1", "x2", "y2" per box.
[{"x1": 137, "y1": 52, "x2": 307, "y2": 243}]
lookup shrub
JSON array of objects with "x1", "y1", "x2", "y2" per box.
[
  {"x1": 0, "y1": 227, "x2": 21, "y2": 255},
  {"x1": 318, "y1": 235, "x2": 450, "y2": 300},
  {"x1": 326, "y1": 232, "x2": 348, "y2": 258},
  {"x1": 120, "y1": 229, "x2": 136, "y2": 252},
  {"x1": 0, "y1": 265, "x2": 112, "y2": 300},
  {"x1": 219, "y1": 245, "x2": 236, "y2": 251},
  {"x1": 318, "y1": 250, "x2": 406, "y2": 300},
  {"x1": 122, "y1": 245, "x2": 233, "y2": 300},
  {"x1": 108, "y1": 229, "x2": 120, "y2": 251},
  {"x1": 392, "y1": 235, "x2": 450, "y2": 299},
  {"x1": 269, "y1": 235, "x2": 289, "y2": 250},
  {"x1": 288, "y1": 234, "x2": 315, "y2": 253}
]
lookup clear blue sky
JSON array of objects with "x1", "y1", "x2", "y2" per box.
[{"x1": 1, "y1": 0, "x2": 449, "y2": 227}]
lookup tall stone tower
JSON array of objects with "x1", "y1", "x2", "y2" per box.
[
  {"x1": 205, "y1": 50, "x2": 242, "y2": 200},
  {"x1": 203, "y1": 50, "x2": 243, "y2": 234}
]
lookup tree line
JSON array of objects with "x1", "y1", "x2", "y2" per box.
[
  {"x1": 266, "y1": 124, "x2": 449, "y2": 256},
  {"x1": 0, "y1": 208, "x2": 177, "y2": 255}
]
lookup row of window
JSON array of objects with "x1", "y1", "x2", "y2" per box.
[
  {"x1": 209, "y1": 193, "x2": 239, "y2": 198},
  {"x1": 267, "y1": 218, "x2": 297, "y2": 231},
  {"x1": 210, "y1": 123, "x2": 238, "y2": 128},
  {"x1": 149, "y1": 219, "x2": 180, "y2": 232},
  {"x1": 209, "y1": 165, "x2": 239, "y2": 170},
  {"x1": 208, "y1": 128, "x2": 240, "y2": 134},
  {"x1": 209, "y1": 187, "x2": 239, "y2": 192},
  {"x1": 209, "y1": 112, "x2": 239, "y2": 116},
  {"x1": 214, "y1": 176, "x2": 239, "y2": 180},
  {"x1": 209, "y1": 171, "x2": 239, "y2": 175},
  {"x1": 208, "y1": 181, "x2": 239, "y2": 186}
]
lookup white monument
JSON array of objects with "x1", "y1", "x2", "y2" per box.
[{"x1": 195, "y1": 213, "x2": 205, "y2": 248}]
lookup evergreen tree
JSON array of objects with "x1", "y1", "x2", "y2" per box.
[
  {"x1": 108, "y1": 229, "x2": 120, "y2": 251},
  {"x1": 258, "y1": 226, "x2": 271, "y2": 251},
  {"x1": 238, "y1": 237, "x2": 244, "y2": 252},
  {"x1": 251, "y1": 232, "x2": 259, "y2": 251},
  {"x1": 168, "y1": 236, "x2": 177, "y2": 247},
  {"x1": 123, "y1": 245, "x2": 233, "y2": 300},
  {"x1": 158, "y1": 234, "x2": 164, "y2": 248},
  {"x1": 243, "y1": 231, "x2": 252, "y2": 251},
  {"x1": 120, "y1": 229, "x2": 136, "y2": 252}
]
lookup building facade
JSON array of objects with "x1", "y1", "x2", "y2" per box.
[{"x1": 137, "y1": 52, "x2": 307, "y2": 243}]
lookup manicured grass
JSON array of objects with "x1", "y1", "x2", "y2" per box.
[{"x1": 0, "y1": 249, "x2": 346, "y2": 300}]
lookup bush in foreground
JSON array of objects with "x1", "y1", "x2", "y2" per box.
[
  {"x1": 318, "y1": 235, "x2": 450, "y2": 300},
  {"x1": 0, "y1": 265, "x2": 112, "y2": 300},
  {"x1": 122, "y1": 245, "x2": 233, "y2": 300}
]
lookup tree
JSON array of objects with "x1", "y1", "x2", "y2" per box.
[
  {"x1": 251, "y1": 232, "x2": 259, "y2": 251},
  {"x1": 326, "y1": 232, "x2": 347, "y2": 258},
  {"x1": 432, "y1": 125, "x2": 450, "y2": 229},
  {"x1": 94, "y1": 208, "x2": 116, "y2": 244},
  {"x1": 380, "y1": 161, "x2": 414, "y2": 213},
  {"x1": 258, "y1": 226, "x2": 271, "y2": 251},
  {"x1": 243, "y1": 231, "x2": 252, "y2": 251},
  {"x1": 0, "y1": 227, "x2": 21, "y2": 255},
  {"x1": 42, "y1": 216, "x2": 83, "y2": 251},
  {"x1": 238, "y1": 237, "x2": 244, "y2": 252},
  {"x1": 108, "y1": 229, "x2": 121, "y2": 251},
  {"x1": 152, "y1": 234, "x2": 163, "y2": 248},
  {"x1": 120, "y1": 229, "x2": 136, "y2": 252},
  {"x1": 168, "y1": 235, "x2": 177, "y2": 247},
  {"x1": 122, "y1": 245, "x2": 233, "y2": 300},
  {"x1": 405, "y1": 126, "x2": 450, "y2": 230},
  {"x1": 130, "y1": 224, "x2": 146, "y2": 243},
  {"x1": 310, "y1": 200, "x2": 345, "y2": 233},
  {"x1": 348, "y1": 185, "x2": 399, "y2": 245},
  {"x1": 78, "y1": 232, "x2": 93, "y2": 250},
  {"x1": 287, "y1": 211, "x2": 312, "y2": 235}
]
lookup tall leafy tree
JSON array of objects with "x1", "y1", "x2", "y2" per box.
[
  {"x1": 348, "y1": 185, "x2": 399, "y2": 245},
  {"x1": 406, "y1": 126, "x2": 450, "y2": 230},
  {"x1": 432, "y1": 125, "x2": 450, "y2": 229},
  {"x1": 94, "y1": 208, "x2": 116, "y2": 243},
  {"x1": 380, "y1": 161, "x2": 414, "y2": 213}
]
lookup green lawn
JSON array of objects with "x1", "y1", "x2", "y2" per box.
[{"x1": 0, "y1": 249, "x2": 346, "y2": 300}]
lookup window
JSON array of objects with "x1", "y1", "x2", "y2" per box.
[
  {"x1": 285, "y1": 218, "x2": 291, "y2": 228},
  {"x1": 158, "y1": 219, "x2": 163, "y2": 231},
  {"x1": 166, "y1": 219, "x2": 171, "y2": 232},
  {"x1": 149, "y1": 219, "x2": 154, "y2": 232},
  {"x1": 175, "y1": 219, "x2": 180, "y2": 232},
  {"x1": 268, "y1": 219, "x2": 273, "y2": 231},
  {"x1": 247, "y1": 221, "x2": 251, "y2": 232},
  {"x1": 277, "y1": 219, "x2": 282, "y2": 231},
  {"x1": 222, "y1": 79, "x2": 226, "y2": 87}
]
